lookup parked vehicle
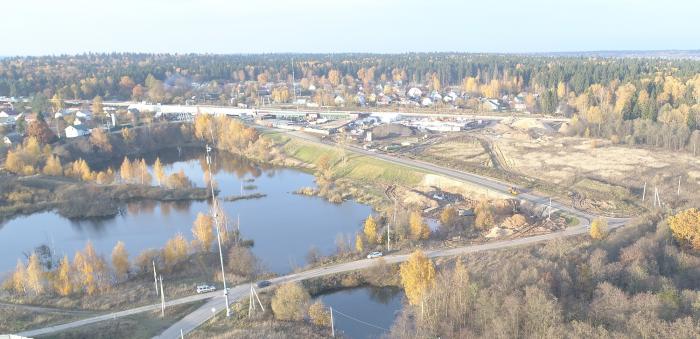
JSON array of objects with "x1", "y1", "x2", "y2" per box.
[
  {"x1": 367, "y1": 251, "x2": 383, "y2": 259},
  {"x1": 196, "y1": 284, "x2": 216, "y2": 294},
  {"x1": 256, "y1": 280, "x2": 272, "y2": 288}
]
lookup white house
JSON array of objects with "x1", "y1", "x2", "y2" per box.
[
  {"x1": 0, "y1": 117, "x2": 15, "y2": 126},
  {"x1": 65, "y1": 125, "x2": 91, "y2": 138},
  {"x1": 334, "y1": 95, "x2": 345, "y2": 106},
  {"x1": 75, "y1": 110, "x2": 92, "y2": 120},
  {"x1": 3, "y1": 133, "x2": 23, "y2": 145},
  {"x1": 483, "y1": 99, "x2": 504, "y2": 111},
  {"x1": 407, "y1": 87, "x2": 422, "y2": 99},
  {"x1": 421, "y1": 97, "x2": 433, "y2": 106}
]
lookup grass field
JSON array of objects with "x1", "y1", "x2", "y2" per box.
[
  {"x1": 271, "y1": 133, "x2": 425, "y2": 187},
  {"x1": 36, "y1": 300, "x2": 205, "y2": 339},
  {"x1": 0, "y1": 307, "x2": 88, "y2": 334}
]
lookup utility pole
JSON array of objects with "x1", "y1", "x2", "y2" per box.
[
  {"x1": 248, "y1": 284, "x2": 265, "y2": 318},
  {"x1": 330, "y1": 306, "x2": 335, "y2": 337},
  {"x1": 548, "y1": 197, "x2": 552, "y2": 220},
  {"x1": 389, "y1": 197, "x2": 397, "y2": 252},
  {"x1": 159, "y1": 275, "x2": 165, "y2": 318},
  {"x1": 642, "y1": 181, "x2": 646, "y2": 202},
  {"x1": 206, "y1": 145, "x2": 231, "y2": 317},
  {"x1": 153, "y1": 260, "x2": 159, "y2": 296},
  {"x1": 291, "y1": 57, "x2": 297, "y2": 103},
  {"x1": 180, "y1": 329, "x2": 184, "y2": 339}
]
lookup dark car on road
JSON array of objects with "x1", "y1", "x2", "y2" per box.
[{"x1": 256, "y1": 280, "x2": 272, "y2": 288}]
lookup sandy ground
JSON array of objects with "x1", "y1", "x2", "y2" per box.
[{"x1": 416, "y1": 119, "x2": 700, "y2": 212}]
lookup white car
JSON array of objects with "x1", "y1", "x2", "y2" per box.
[
  {"x1": 196, "y1": 284, "x2": 216, "y2": 294},
  {"x1": 366, "y1": 251, "x2": 383, "y2": 259}
]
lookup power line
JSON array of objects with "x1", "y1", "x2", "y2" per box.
[{"x1": 331, "y1": 308, "x2": 389, "y2": 332}]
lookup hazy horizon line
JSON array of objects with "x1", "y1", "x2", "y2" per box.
[{"x1": 2, "y1": 49, "x2": 700, "y2": 59}]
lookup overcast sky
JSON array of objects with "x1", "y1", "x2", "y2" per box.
[{"x1": 2, "y1": 0, "x2": 698, "y2": 56}]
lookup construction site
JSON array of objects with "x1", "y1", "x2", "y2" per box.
[{"x1": 332, "y1": 116, "x2": 700, "y2": 222}]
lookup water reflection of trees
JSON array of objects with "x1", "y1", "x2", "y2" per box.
[
  {"x1": 69, "y1": 218, "x2": 109, "y2": 236},
  {"x1": 190, "y1": 149, "x2": 272, "y2": 179},
  {"x1": 367, "y1": 286, "x2": 403, "y2": 304},
  {"x1": 126, "y1": 201, "x2": 157, "y2": 215},
  {"x1": 135, "y1": 147, "x2": 279, "y2": 183}
]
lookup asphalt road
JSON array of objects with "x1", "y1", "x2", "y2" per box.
[{"x1": 17, "y1": 130, "x2": 630, "y2": 338}]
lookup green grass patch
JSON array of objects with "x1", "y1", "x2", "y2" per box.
[
  {"x1": 271, "y1": 134, "x2": 425, "y2": 187},
  {"x1": 573, "y1": 178, "x2": 631, "y2": 201}
]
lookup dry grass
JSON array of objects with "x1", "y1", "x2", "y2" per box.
[
  {"x1": 415, "y1": 126, "x2": 700, "y2": 214},
  {"x1": 0, "y1": 307, "x2": 86, "y2": 333},
  {"x1": 36, "y1": 300, "x2": 205, "y2": 339}
]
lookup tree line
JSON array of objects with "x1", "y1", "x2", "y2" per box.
[{"x1": 5, "y1": 53, "x2": 700, "y2": 151}]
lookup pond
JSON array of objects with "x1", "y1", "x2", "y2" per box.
[
  {"x1": 0, "y1": 148, "x2": 372, "y2": 275},
  {"x1": 313, "y1": 286, "x2": 404, "y2": 339}
]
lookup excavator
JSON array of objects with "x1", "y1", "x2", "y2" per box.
[{"x1": 508, "y1": 187, "x2": 519, "y2": 196}]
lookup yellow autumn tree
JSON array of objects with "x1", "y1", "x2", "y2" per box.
[
  {"x1": 73, "y1": 251, "x2": 95, "y2": 295},
  {"x1": 138, "y1": 159, "x2": 152, "y2": 185},
  {"x1": 308, "y1": 300, "x2": 331, "y2": 327},
  {"x1": 409, "y1": 211, "x2": 430, "y2": 240},
  {"x1": 111, "y1": 241, "x2": 130, "y2": 280},
  {"x1": 26, "y1": 252, "x2": 44, "y2": 295},
  {"x1": 431, "y1": 73, "x2": 441, "y2": 91},
  {"x1": 54, "y1": 255, "x2": 73, "y2": 296},
  {"x1": 90, "y1": 128, "x2": 112, "y2": 153},
  {"x1": 43, "y1": 155, "x2": 63, "y2": 176},
  {"x1": 667, "y1": 208, "x2": 700, "y2": 250},
  {"x1": 194, "y1": 114, "x2": 214, "y2": 142},
  {"x1": 463, "y1": 77, "x2": 479, "y2": 94},
  {"x1": 120, "y1": 157, "x2": 133, "y2": 183},
  {"x1": 399, "y1": 250, "x2": 436, "y2": 306},
  {"x1": 355, "y1": 233, "x2": 364, "y2": 253},
  {"x1": 328, "y1": 69, "x2": 341, "y2": 87},
  {"x1": 74, "y1": 241, "x2": 109, "y2": 295},
  {"x1": 4, "y1": 150, "x2": 25, "y2": 174},
  {"x1": 75, "y1": 159, "x2": 93, "y2": 181},
  {"x1": 271, "y1": 282, "x2": 310, "y2": 321},
  {"x1": 163, "y1": 233, "x2": 189, "y2": 269},
  {"x1": 192, "y1": 213, "x2": 214, "y2": 252},
  {"x1": 121, "y1": 127, "x2": 134, "y2": 145},
  {"x1": 557, "y1": 82, "x2": 567, "y2": 99},
  {"x1": 589, "y1": 218, "x2": 608, "y2": 240},
  {"x1": 95, "y1": 169, "x2": 115, "y2": 184},
  {"x1": 363, "y1": 215, "x2": 378, "y2": 244},
  {"x1": 153, "y1": 157, "x2": 165, "y2": 186},
  {"x1": 440, "y1": 206, "x2": 459, "y2": 230},
  {"x1": 92, "y1": 95, "x2": 104, "y2": 115},
  {"x1": 11, "y1": 259, "x2": 27, "y2": 294},
  {"x1": 474, "y1": 201, "x2": 495, "y2": 230}
]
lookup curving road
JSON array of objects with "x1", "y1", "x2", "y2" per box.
[{"x1": 17, "y1": 130, "x2": 629, "y2": 338}]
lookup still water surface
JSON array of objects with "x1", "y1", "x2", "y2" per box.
[
  {"x1": 314, "y1": 286, "x2": 404, "y2": 339},
  {"x1": 0, "y1": 150, "x2": 372, "y2": 274}
]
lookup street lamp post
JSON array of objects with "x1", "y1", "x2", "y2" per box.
[{"x1": 206, "y1": 145, "x2": 231, "y2": 317}]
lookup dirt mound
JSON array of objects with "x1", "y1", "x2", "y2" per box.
[
  {"x1": 371, "y1": 124, "x2": 414, "y2": 139},
  {"x1": 400, "y1": 188, "x2": 438, "y2": 210},
  {"x1": 502, "y1": 214, "x2": 527, "y2": 229},
  {"x1": 511, "y1": 118, "x2": 553, "y2": 133},
  {"x1": 558, "y1": 122, "x2": 572, "y2": 135},
  {"x1": 485, "y1": 227, "x2": 513, "y2": 238}
]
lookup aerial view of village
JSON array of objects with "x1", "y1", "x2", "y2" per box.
[{"x1": 1, "y1": 1, "x2": 700, "y2": 339}]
